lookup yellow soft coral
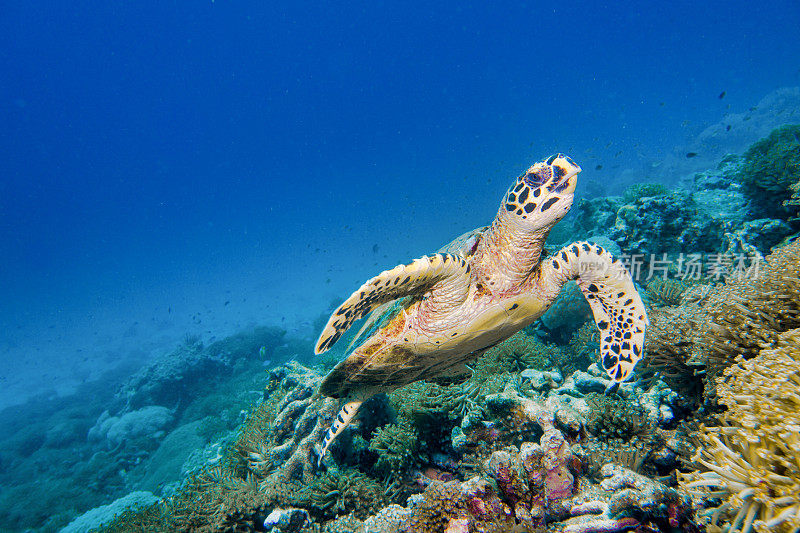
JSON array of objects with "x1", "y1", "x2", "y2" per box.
[
  {"x1": 679, "y1": 328, "x2": 800, "y2": 533},
  {"x1": 692, "y1": 240, "x2": 800, "y2": 376}
]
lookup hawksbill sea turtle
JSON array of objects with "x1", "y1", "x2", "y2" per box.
[{"x1": 312, "y1": 154, "x2": 648, "y2": 463}]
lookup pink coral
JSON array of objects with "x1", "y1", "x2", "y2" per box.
[
  {"x1": 444, "y1": 516, "x2": 469, "y2": 533},
  {"x1": 540, "y1": 428, "x2": 575, "y2": 503}
]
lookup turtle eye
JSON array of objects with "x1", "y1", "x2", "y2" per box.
[{"x1": 522, "y1": 166, "x2": 553, "y2": 188}]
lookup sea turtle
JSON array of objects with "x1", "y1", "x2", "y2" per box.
[{"x1": 313, "y1": 154, "x2": 648, "y2": 463}]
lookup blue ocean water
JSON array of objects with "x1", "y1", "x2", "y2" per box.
[{"x1": 1, "y1": 1, "x2": 799, "y2": 409}]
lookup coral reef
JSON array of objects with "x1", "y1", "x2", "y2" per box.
[
  {"x1": 679, "y1": 328, "x2": 800, "y2": 533},
  {"x1": 621, "y1": 182, "x2": 669, "y2": 204},
  {"x1": 635, "y1": 240, "x2": 800, "y2": 400},
  {"x1": 61, "y1": 137, "x2": 800, "y2": 533},
  {"x1": 237, "y1": 363, "x2": 339, "y2": 483},
  {"x1": 116, "y1": 326, "x2": 291, "y2": 411},
  {"x1": 584, "y1": 393, "x2": 653, "y2": 440},
  {"x1": 734, "y1": 124, "x2": 800, "y2": 221},
  {"x1": 644, "y1": 277, "x2": 701, "y2": 308},
  {"x1": 88, "y1": 405, "x2": 174, "y2": 448},
  {"x1": 563, "y1": 463, "x2": 692, "y2": 533},
  {"x1": 610, "y1": 190, "x2": 724, "y2": 263},
  {"x1": 369, "y1": 421, "x2": 419, "y2": 476},
  {"x1": 691, "y1": 240, "x2": 800, "y2": 377}
]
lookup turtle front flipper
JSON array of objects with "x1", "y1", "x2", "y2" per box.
[
  {"x1": 315, "y1": 253, "x2": 472, "y2": 354},
  {"x1": 541, "y1": 241, "x2": 648, "y2": 382}
]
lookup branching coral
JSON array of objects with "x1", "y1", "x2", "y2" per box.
[
  {"x1": 369, "y1": 421, "x2": 419, "y2": 476},
  {"x1": 580, "y1": 437, "x2": 653, "y2": 478},
  {"x1": 239, "y1": 363, "x2": 339, "y2": 482},
  {"x1": 565, "y1": 322, "x2": 600, "y2": 376},
  {"x1": 165, "y1": 469, "x2": 269, "y2": 532},
  {"x1": 679, "y1": 328, "x2": 800, "y2": 533}
]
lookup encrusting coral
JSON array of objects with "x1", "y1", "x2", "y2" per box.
[{"x1": 679, "y1": 328, "x2": 800, "y2": 533}]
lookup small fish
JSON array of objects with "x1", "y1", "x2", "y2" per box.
[
  {"x1": 259, "y1": 346, "x2": 267, "y2": 358},
  {"x1": 718, "y1": 91, "x2": 726, "y2": 99},
  {"x1": 726, "y1": 125, "x2": 732, "y2": 131},
  {"x1": 686, "y1": 152, "x2": 698, "y2": 158},
  {"x1": 595, "y1": 164, "x2": 603, "y2": 170}
]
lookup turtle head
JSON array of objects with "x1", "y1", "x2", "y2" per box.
[{"x1": 501, "y1": 153, "x2": 581, "y2": 231}]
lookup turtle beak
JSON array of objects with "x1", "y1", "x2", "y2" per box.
[{"x1": 547, "y1": 153, "x2": 581, "y2": 195}]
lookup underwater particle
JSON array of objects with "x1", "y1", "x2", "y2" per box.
[
  {"x1": 726, "y1": 124, "x2": 732, "y2": 131},
  {"x1": 718, "y1": 90, "x2": 726, "y2": 99},
  {"x1": 685, "y1": 152, "x2": 698, "y2": 158},
  {"x1": 595, "y1": 164, "x2": 603, "y2": 170}
]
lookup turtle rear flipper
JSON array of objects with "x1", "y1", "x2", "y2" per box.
[
  {"x1": 315, "y1": 253, "x2": 472, "y2": 354},
  {"x1": 542, "y1": 241, "x2": 648, "y2": 382}
]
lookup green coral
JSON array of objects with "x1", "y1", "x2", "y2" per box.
[
  {"x1": 735, "y1": 124, "x2": 800, "y2": 221},
  {"x1": 369, "y1": 422, "x2": 419, "y2": 476},
  {"x1": 565, "y1": 321, "x2": 599, "y2": 376},
  {"x1": 679, "y1": 328, "x2": 800, "y2": 533},
  {"x1": 472, "y1": 331, "x2": 561, "y2": 380},
  {"x1": 622, "y1": 182, "x2": 670, "y2": 204},
  {"x1": 301, "y1": 468, "x2": 387, "y2": 520},
  {"x1": 585, "y1": 393, "x2": 653, "y2": 440}
]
